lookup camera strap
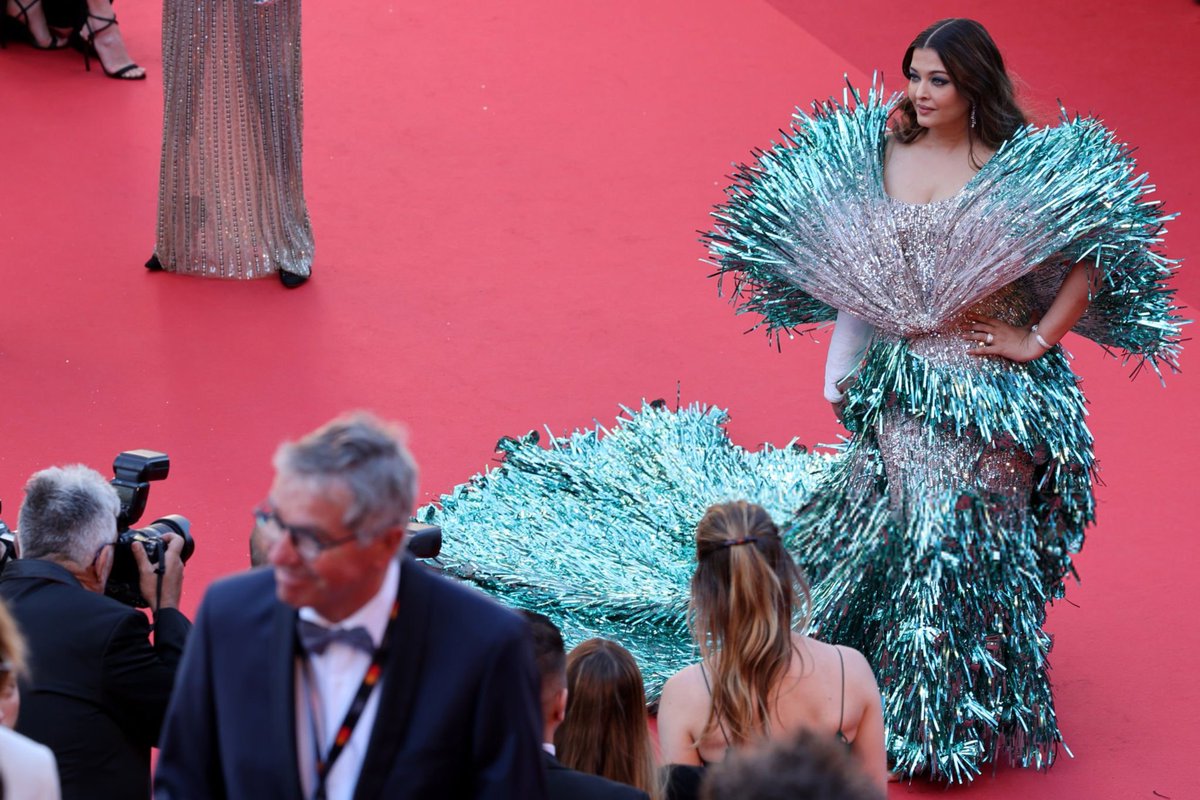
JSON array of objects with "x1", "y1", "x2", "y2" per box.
[
  {"x1": 154, "y1": 557, "x2": 166, "y2": 615},
  {"x1": 297, "y1": 586, "x2": 401, "y2": 800}
]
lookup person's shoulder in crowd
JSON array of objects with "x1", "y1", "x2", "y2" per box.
[
  {"x1": 543, "y1": 752, "x2": 650, "y2": 800},
  {"x1": 0, "y1": 725, "x2": 62, "y2": 800},
  {"x1": 200, "y1": 557, "x2": 526, "y2": 633},
  {"x1": 0, "y1": 559, "x2": 145, "y2": 627},
  {"x1": 411, "y1": 557, "x2": 526, "y2": 631}
]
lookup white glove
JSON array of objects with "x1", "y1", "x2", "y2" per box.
[{"x1": 823, "y1": 310, "x2": 874, "y2": 403}]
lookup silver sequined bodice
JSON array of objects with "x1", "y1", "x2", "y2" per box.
[
  {"x1": 883, "y1": 196, "x2": 1035, "y2": 363},
  {"x1": 876, "y1": 198, "x2": 1036, "y2": 515},
  {"x1": 153, "y1": 0, "x2": 313, "y2": 279}
]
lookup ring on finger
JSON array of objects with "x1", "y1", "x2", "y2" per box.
[{"x1": 986, "y1": 332, "x2": 994, "y2": 344}]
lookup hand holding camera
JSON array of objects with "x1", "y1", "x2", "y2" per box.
[{"x1": 132, "y1": 531, "x2": 186, "y2": 612}]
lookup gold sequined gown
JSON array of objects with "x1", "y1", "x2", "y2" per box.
[{"x1": 152, "y1": 0, "x2": 313, "y2": 279}]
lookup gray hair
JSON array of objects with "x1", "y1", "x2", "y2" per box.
[
  {"x1": 273, "y1": 411, "x2": 419, "y2": 542},
  {"x1": 17, "y1": 465, "x2": 120, "y2": 564}
]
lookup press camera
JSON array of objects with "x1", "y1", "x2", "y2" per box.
[{"x1": 0, "y1": 450, "x2": 194, "y2": 608}]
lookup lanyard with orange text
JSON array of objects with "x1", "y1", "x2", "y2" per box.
[{"x1": 298, "y1": 594, "x2": 400, "y2": 800}]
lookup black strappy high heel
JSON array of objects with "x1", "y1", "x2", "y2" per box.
[
  {"x1": 0, "y1": 0, "x2": 69, "y2": 50},
  {"x1": 72, "y1": 10, "x2": 144, "y2": 80}
]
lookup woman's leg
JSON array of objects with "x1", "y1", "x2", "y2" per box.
[
  {"x1": 79, "y1": 0, "x2": 144, "y2": 79},
  {"x1": 5, "y1": 0, "x2": 67, "y2": 48}
]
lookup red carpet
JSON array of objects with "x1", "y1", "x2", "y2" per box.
[{"x1": 0, "y1": 1, "x2": 1196, "y2": 796}]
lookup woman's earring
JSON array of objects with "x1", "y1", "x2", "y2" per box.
[{"x1": 970, "y1": 104, "x2": 977, "y2": 129}]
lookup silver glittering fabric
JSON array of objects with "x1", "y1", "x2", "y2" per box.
[
  {"x1": 152, "y1": 0, "x2": 313, "y2": 279},
  {"x1": 785, "y1": 199, "x2": 1095, "y2": 783}
]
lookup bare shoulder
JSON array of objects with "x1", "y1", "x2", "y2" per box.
[
  {"x1": 831, "y1": 643, "x2": 872, "y2": 675},
  {"x1": 881, "y1": 136, "x2": 921, "y2": 193},
  {"x1": 882, "y1": 131, "x2": 905, "y2": 162},
  {"x1": 661, "y1": 663, "x2": 707, "y2": 703},
  {"x1": 659, "y1": 665, "x2": 712, "y2": 726},
  {"x1": 802, "y1": 639, "x2": 876, "y2": 687},
  {"x1": 834, "y1": 645, "x2": 882, "y2": 698},
  {"x1": 658, "y1": 664, "x2": 710, "y2": 764}
]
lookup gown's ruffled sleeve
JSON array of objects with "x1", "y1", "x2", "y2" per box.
[
  {"x1": 703, "y1": 84, "x2": 891, "y2": 335},
  {"x1": 971, "y1": 114, "x2": 1184, "y2": 375},
  {"x1": 704, "y1": 86, "x2": 1185, "y2": 376}
]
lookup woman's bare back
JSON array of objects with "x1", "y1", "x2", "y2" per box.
[{"x1": 658, "y1": 634, "x2": 886, "y2": 786}]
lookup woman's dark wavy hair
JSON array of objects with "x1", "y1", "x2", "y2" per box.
[{"x1": 892, "y1": 18, "x2": 1027, "y2": 165}]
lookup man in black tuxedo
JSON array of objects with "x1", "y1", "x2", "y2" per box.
[
  {"x1": 0, "y1": 464, "x2": 191, "y2": 799},
  {"x1": 155, "y1": 412, "x2": 547, "y2": 800},
  {"x1": 520, "y1": 611, "x2": 649, "y2": 800}
]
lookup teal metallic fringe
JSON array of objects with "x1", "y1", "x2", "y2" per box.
[
  {"x1": 419, "y1": 402, "x2": 831, "y2": 695},
  {"x1": 703, "y1": 81, "x2": 1185, "y2": 377},
  {"x1": 790, "y1": 340, "x2": 1093, "y2": 782},
  {"x1": 424, "y1": 393, "x2": 1090, "y2": 783}
]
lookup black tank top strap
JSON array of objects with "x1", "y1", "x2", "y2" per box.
[
  {"x1": 834, "y1": 646, "x2": 850, "y2": 746},
  {"x1": 698, "y1": 662, "x2": 733, "y2": 763}
]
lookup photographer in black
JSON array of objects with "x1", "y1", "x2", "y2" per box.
[{"x1": 0, "y1": 464, "x2": 190, "y2": 799}]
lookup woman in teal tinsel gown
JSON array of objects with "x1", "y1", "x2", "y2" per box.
[{"x1": 422, "y1": 18, "x2": 1182, "y2": 784}]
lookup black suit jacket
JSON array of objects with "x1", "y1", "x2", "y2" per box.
[
  {"x1": 154, "y1": 556, "x2": 547, "y2": 800},
  {"x1": 0, "y1": 558, "x2": 191, "y2": 800},
  {"x1": 544, "y1": 752, "x2": 650, "y2": 800}
]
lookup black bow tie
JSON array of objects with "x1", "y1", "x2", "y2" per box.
[{"x1": 297, "y1": 619, "x2": 375, "y2": 655}]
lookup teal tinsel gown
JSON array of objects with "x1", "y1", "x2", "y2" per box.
[{"x1": 420, "y1": 85, "x2": 1182, "y2": 783}]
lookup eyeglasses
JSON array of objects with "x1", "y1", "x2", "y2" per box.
[{"x1": 253, "y1": 507, "x2": 359, "y2": 563}]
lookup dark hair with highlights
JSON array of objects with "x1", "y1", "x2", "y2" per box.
[
  {"x1": 690, "y1": 501, "x2": 811, "y2": 747},
  {"x1": 891, "y1": 18, "x2": 1027, "y2": 165}
]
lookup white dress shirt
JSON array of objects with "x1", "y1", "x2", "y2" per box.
[{"x1": 294, "y1": 557, "x2": 400, "y2": 800}]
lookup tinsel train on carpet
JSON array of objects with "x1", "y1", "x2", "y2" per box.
[{"x1": 419, "y1": 402, "x2": 831, "y2": 692}]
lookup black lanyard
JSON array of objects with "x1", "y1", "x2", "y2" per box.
[{"x1": 297, "y1": 587, "x2": 400, "y2": 800}]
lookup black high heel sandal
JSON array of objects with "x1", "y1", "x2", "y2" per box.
[
  {"x1": 72, "y1": 10, "x2": 144, "y2": 80},
  {"x1": 0, "y1": 0, "x2": 69, "y2": 50}
]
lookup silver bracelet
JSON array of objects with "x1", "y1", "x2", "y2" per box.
[{"x1": 1031, "y1": 324, "x2": 1053, "y2": 350}]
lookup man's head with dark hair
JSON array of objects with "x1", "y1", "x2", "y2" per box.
[
  {"x1": 519, "y1": 610, "x2": 568, "y2": 744},
  {"x1": 700, "y1": 728, "x2": 883, "y2": 800}
]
